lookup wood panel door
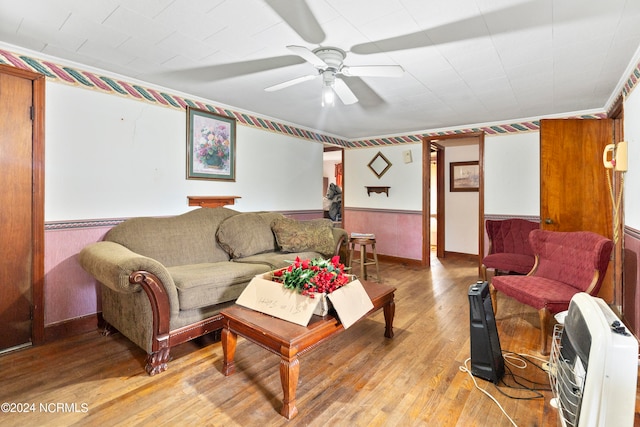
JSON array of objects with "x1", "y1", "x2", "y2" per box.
[
  {"x1": 0, "y1": 65, "x2": 45, "y2": 351},
  {"x1": 540, "y1": 118, "x2": 614, "y2": 300}
]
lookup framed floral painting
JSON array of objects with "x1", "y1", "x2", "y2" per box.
[{"x1": 186, "y1": 107, "x2": 236, "y2": 181}]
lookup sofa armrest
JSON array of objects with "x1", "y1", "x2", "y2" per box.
[
  {"x1": 79, "y1": 241, "x2": 175, "y2": 292},
  {"x1": 332, "y1": 227, "x2": 348, "y2": 262}
]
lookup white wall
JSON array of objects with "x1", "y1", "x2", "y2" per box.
[
  {"x1": 445, "y1": 145, "x2": 479, "y2": 254},
  {"x1": 484, "y1": 132, "x2": 540, "y2": 216},
  {"x1": 40, "y1": 55, "x2": 640, "y2": 242},
  {"x1": 45, "y1": 83, "x2": 323, "y2": 221},
  {"x1": 343, "y1": 144, "x2": 422, "y2": 210},
  {"x1": 624, "y1": 87, "x2": 640, "y2": 229}
]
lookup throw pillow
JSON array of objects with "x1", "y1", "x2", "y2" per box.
[
  {"x1": 271, "y1": 218, "x2": 335, "y2": 256},
  {"x1": 216, "y1": 213, "x2": 276, "y2": 259}
]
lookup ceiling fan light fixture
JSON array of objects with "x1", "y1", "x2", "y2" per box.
[
  {"x1": 321, "y1": 70, "x2": 335, "y2": 107},
  {"x1": 321, "y1": 83, "x2": 335, "y2": 107}
]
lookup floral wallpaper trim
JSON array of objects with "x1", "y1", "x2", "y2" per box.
[
  {"x1": 0, "y1": 48, "x2": 350, "y2": 147},
  {"x1": 0, "y1": 48, "x2": 629, "y2": 148},
  {"x1": 623, "y1": 60, "x2": 640, "y2": 98}
]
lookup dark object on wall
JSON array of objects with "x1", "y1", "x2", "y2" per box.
[
  {"x1": 365, "y1": 186, "x2": 390, "y2": 196},
  {"x1": 622, "y1": 248, "x2": 638, "y2": 337},
  {"x1": 325, "y1": 183, "x2": 342, "y2": 221},
  {"x1": 469, "y1": 281, "x2": 504, "y2": 384}
]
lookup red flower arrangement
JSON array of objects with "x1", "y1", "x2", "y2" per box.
[{"x1": 272, "y1": 256, "x2": 350, "y2": 298}]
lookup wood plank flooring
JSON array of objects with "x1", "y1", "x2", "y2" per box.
[{"x1": 0, "y1": 254, "x2": 637, "y2": 426}]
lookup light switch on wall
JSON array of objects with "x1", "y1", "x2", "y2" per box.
[{"x1": 403, "y1": 150, "x2": 412, "y2": 163}]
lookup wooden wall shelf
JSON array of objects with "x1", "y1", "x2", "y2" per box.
[
  {"x1": 366, "y1": 186, "x2": 390, "y2": 197},
  {"x1": 188, "y1": 196, "x2": 241, "y2": 208}
]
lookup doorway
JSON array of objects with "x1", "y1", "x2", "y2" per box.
[
  {"x1": 430, "y1": 152, "x2": 437, "y2": 252},
  {"x1": 0, "y1": 64, "x2": 45, "y2": 352},
  {"x1": 322, "y1": 146, "x2": 344, "y2": 226},
  {"x1": 422, "y1": 133, "x2": 484, "y2": 271}
]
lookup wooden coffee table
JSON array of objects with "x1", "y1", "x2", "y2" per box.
[{"x1": 220, "y1": 280, "x2": 396, "y2": 419}]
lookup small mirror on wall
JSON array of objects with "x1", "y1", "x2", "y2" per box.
[{"x1": 368, "y1": 151, "x2": 392, "y2": 179}]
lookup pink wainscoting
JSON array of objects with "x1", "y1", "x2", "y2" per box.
[
  {"x1": 623, "y1": 227, "x2": 640, "y2": 337},
  {"x1": 44, "y1": 225, "x2": 111, "y2": 326},
  {"x1": 343, "y1": 208, "x2": 422, "y2": 261},
  {"x1": 41, "y1": 210, "x2": 325, "y2": 327}
]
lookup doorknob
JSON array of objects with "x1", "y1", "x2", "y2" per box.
[{"x1": 544, "y1": 218, "x2": 554, "y2": 224}]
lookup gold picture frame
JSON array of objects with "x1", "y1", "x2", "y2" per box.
[{"x1": 368, "y1": 151, "x2": 392, "y2": 179}]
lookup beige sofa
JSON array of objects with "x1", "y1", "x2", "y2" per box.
[{"x1": 79, "y1": 207, "x2": 347, "y2": 375}]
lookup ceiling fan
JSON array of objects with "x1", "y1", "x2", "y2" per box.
[{"x1": 264, "y1": 45, "x2": 404, "y2": 106}]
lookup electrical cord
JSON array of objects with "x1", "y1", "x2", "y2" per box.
[
  {"x1": 459, "y1": 358, "x2": 519, "y2": 427},
  {"x1": 504, "y1": 352, "x2": 553, "y2": 392},
  {"x1": 459, "y1": 351, "x2": 554, "y2": 427},
  {"x1": 606, "y1": 168, "x2": 624, "y2": 244}
]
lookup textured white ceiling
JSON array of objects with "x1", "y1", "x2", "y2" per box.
[{"x1": 1, "y1": 0, "x2": 639, "y2": 139}]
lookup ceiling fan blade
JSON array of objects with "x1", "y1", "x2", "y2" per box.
[
  {"x1": 341, "y1": 65, "x2": 404, "y2": 77},
  {"x1": 333, "y1": 79, "x2": 358, "y2": 105},
  {"x1": 351, "y1": 0, "x2": 539, "y2": 55},
  {"x1": 265, "y1": 74, "x2": 317, "y2": 91},
  {"x1": 340, "y1": 76, "x2": 386, "y2": 108},
  {"x1": 287, "y1": 45, "x2": 327, "y2": 68},
  {"x1": 159, "y1": 56, "x2": 305, "y2": 82},
  {"x1": 265, "y1": 0, "x2": 325, "y2": 44}
]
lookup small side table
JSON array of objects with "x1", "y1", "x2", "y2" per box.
[{"x1": 348, "y1": 237, "x2": 381, "y2": 282}]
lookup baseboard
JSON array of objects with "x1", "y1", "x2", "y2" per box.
[
  {"x1": 444, "y1": 251, "x2": 480, "y2": 262},
  {"x1": 349, "y1": 250, "x2": 422, "y2": 268},
  {"x1": 44, "y1": 313, "x2": 101, "y2": 342},
  {"x1": 378, "y1": 253, "x2": 423, "y2": 267}
]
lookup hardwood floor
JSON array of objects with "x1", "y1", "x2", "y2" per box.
[{"x1": 0, "y1": 255, "x2": 637, "y2": 426}]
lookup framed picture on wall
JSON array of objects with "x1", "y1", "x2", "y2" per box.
[
  {"x1": 186, "y1": 107, "x2": 236, "y2": 181},
  {"x1": 450, "y1": 161, "x2": 479, "y2": 192}
]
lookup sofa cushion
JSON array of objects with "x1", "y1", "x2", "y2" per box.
[
  {"x1": 256, "y1": 211, "x2": 286, "y2": 227},
  {"x1": 168, "y1": 262, "x2": 271, "y2": 310},
  {"x1": 104, "y1": 207, "x2": 238, "y2": 267},
  {"x1": 491, "y1": 274, "x2": 576, "y2": 314},
  {"x1": 482, "y1": 253, "x2": 534, "y2": 275},
  {"x1": 237, "y1": 250, "x2": 324, "y2": 270},
  {"x1": 271, "y1": 218, "x2": 335, "y2": 256},
  {"x1": 216, "y1": 213, "x2": 276, "y2": 259}
]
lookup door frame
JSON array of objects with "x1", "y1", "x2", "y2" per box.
[
  {"x1": 0, "y1": 64, "x2": 45, "y2": 345},
  {"x1": 608, "y1": 96, "x2": 624, "y2": 310},
  {"x1": 422, "y1": 132, "x2": 484, "y2": 270}
]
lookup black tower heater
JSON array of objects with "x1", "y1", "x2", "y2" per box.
[{"x1": 468, "y1": 280, "x2": 504, "y2": 383}]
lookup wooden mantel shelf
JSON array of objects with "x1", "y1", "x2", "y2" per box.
[
  {"x1": 188, "y1": 196, "x2": 241, "y2": 208},
  {"x1": 366, "y1": 186, "x2": 390, "y2": 197}
]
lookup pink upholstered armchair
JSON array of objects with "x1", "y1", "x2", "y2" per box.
[
  {"x1": 481, "y1": 219, "x2": 539, "y2": 281},
  {"x1": 490, "y1": 229, "x2": 613, "y2": 355}
]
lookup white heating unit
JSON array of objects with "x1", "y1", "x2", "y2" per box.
[{"x1": 549, "y1": 292, "x2": 638, "y2": 427}]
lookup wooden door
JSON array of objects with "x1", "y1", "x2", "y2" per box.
[
  {"x1": 540, "y1": 118, "x2": 614, "y2": 300},
  {"x1": 0, "y1": 65, "x2": 45, "y2": 351}
]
